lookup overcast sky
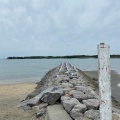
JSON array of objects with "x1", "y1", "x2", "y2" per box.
[{"x1": 0, "y1": 0, "x2": 120, "y2": 58}]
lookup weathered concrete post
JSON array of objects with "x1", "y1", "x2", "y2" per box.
[{"x1": 98, "y1": 43, "x2": 112, "y2": 120}]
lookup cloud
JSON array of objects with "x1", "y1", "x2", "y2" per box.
[{"x1": 0, "y1": 0, "x2": 120, "y2": 57}]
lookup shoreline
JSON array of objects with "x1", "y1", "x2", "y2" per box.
[
  {"x1": 0, "y1": 77, "x2": 41, "y2": 86},
  {"x1": 0, "y1": 81, "x2": 37, "y2": 86}
]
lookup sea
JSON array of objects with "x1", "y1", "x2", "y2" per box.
[{"x1": 0, "y1": 58, "x2": 120, "y2": 84}]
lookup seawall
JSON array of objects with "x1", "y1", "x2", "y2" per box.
[{"x1": 18, "y1": 63, "x2": 120, "y2": 120}]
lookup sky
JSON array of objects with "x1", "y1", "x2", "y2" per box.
[{"x1": 0, "y1": 0, "x2": 120, "y2": 58}]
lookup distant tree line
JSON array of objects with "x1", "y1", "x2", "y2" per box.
[
  {"x1": 7, "y1": 55, "x2": 120, "y2": 59},
  {"x1": 7, "y1": 55, "x2": 97, "y2": 59}
]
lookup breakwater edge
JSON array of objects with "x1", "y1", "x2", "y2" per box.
[{"x1": 18, "y1": 63, "x2": 120, "y2": 120}]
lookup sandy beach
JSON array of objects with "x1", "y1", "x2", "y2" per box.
[{"x1": 0, "y1": 83, "x2": 39, "y2": 120}]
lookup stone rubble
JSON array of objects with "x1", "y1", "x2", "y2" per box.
[
  {"x1": 62, "y1": 98, "x2": 80, "y2": 113},
  {"x1": 82, "y1": 99, "x2": 99, "y2": 110},
  {"x1": 18, "y1": 62, "x2": 120, "y2": 120}
]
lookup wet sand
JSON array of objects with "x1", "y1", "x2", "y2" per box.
[{"x1": 84, "y1": 70, "x2": 120, "y2": 104}]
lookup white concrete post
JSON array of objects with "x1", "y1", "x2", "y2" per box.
[{"x1": 98, "y1": 43, "x2": 112, "y2": 120}]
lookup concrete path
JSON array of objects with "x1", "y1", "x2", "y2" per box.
[{"x1": 45, "y1": 105, "x2": 72, "y2": 120}]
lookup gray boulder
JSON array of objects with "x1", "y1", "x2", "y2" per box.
[
  {"x1": 70, "y1": 103, "x2": 87, "y2": 119},
  {"x1": 87, "y1": 90, "x2": 99, "y2": 99},
  {"x1": 83, "y1": 99, "x2": 99, "y2": 109},
  {"x1": 73, "y1": 103, "x2": 87, "y2": 113},
  {"x1": 75, "y1": 86, "x2": 99, "y2": 99},
  {"x1": 27, "y1": 86, "x2": 63, "y2": 106},
  {"x1": 73, "y1": 92, "x2": 88, "y2": 101},
  {"x1": 84, "y1": 109, "x2": 100, "y2": 119},
  {"x1": 41, "y1": 88, "x2": 63, "y2": 105},
  {"x1": 70, "y1": 108, "x2": 83, "y2": 119},
  {"x1": 61, "y1": 96, "x2": 71, "y2": 101},
  {"x1": 62, "y1": 98, "x2": 80, "y2": 113},
  {"x1": 61, "y1": 96, "x2": 71, "y2": 104}
]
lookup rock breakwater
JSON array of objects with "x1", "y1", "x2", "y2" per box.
[{"x1": 18, "y1": 63, "x2": 120, "y2": 120}]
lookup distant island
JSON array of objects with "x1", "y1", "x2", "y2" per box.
[{"x1": 7, "y1": 55, "x2": 120, "y2": 59}]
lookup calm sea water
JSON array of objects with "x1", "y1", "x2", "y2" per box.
[{"x1": 0, "y1": 58, "x2": 120, "y2": 84}]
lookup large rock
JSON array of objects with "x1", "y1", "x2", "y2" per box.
[
  {"x1": 61, "y1": 96, "x2": 71, "y2": 101},
  {"x1": 41, "y1": 88, "x2": 63, "y2": 105},
  {"x1": 70, "y1": 108, "x2": 83, "y2": 119},
  {"x1": 112, "y1": 113, "x2": 120, "y2": 120},
  {"x1": 27, "y1": 86, "x2": 63, "y2": 106},
  {"x1": 71, "y1": 88, "x2": 98, "y2": 102},
  {"x1": 62, "y1": 98, "x2": 80, "y2": 113},
  {"x1": 61, "y1": 96, "x2": 71, "y2": 104},
  {"x1": 70, "y1": 103, "x2": 87, "y2": 119},
  {"x1": 73, "y1": 92, "x2": 88, "y2": 101},
  {"x1": 84, "y1": 109, "x2": 100, "y2": 120},
  {"x1": 83, "y1": 99, "x2": 99, "y2": 109},
  {"x1": 75, "y1": 117, "x2": 91, "y2": 120},
  {"x1": 75, "y1": 86, "x2": 98, "y2": 99},
  {"x1": 73, "y1": 103, "x2": 87, "y2": 113}
]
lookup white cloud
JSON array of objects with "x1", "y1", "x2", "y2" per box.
[{"x1": 0, "y1": 0, "x2": 120, "y2": 57}]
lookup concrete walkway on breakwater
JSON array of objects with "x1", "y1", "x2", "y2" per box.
[
  {"x1": 45, "y1": 105, "x2": 72, "y2": 120},
  {"x1": 18, "y1": 63, "x2": 120, "y2": 120}
]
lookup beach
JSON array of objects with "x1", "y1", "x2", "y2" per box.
[{"x1": 0, "y1": 83, "x2": 38, "y2": 120}]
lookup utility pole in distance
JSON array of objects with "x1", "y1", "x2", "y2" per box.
[{"x1": 98, "y1": 43, "x2": 112, "y2": 120}]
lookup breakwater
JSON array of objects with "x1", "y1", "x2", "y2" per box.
[{"x1": 18, "y1": 63, "x2": 120, "y2": 120}]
